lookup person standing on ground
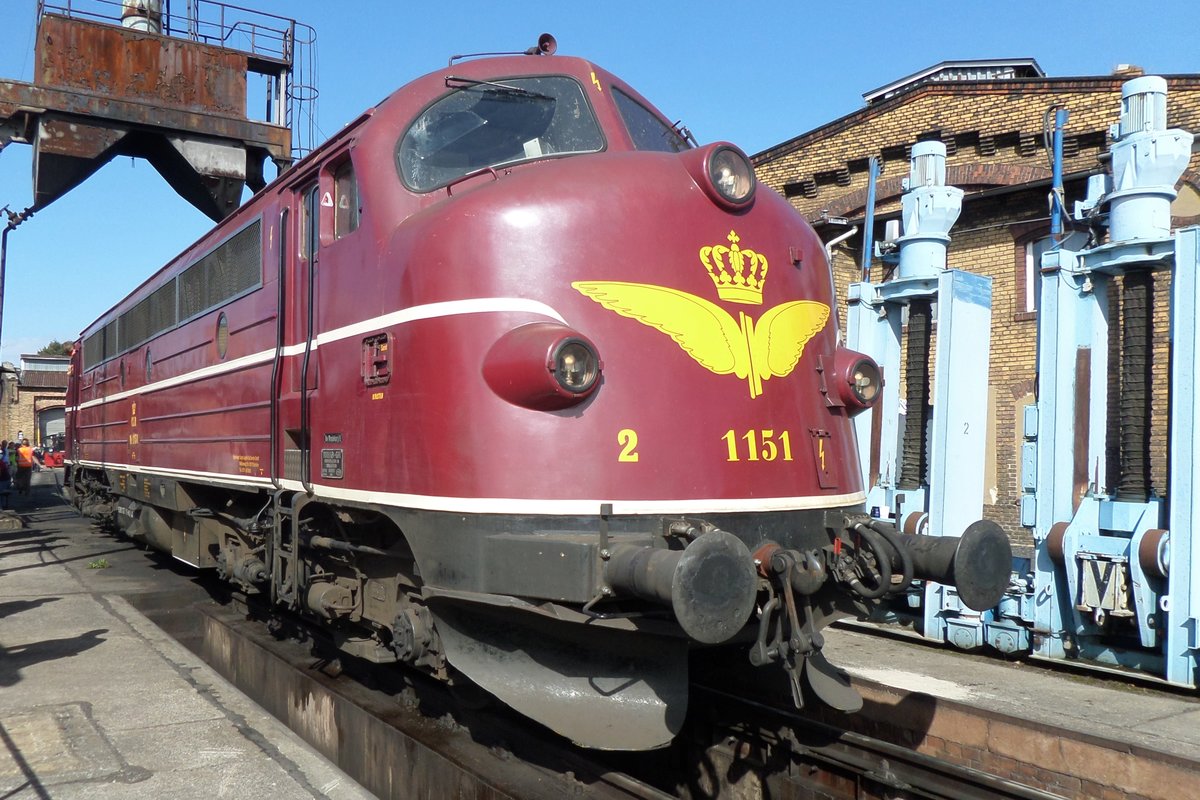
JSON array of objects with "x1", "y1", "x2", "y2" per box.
[{"x1": 15, "y1": 438, "x2": 36, "y2": 495}]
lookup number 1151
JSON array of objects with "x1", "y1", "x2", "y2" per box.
[{"x1": 722, "y1": 429, "x2": 793, "y2": 462}]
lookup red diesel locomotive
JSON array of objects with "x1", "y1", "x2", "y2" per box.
[{"x1": 65, "y1": 36, "x2": 1010, "y2": 750}]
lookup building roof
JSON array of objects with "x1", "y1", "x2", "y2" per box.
[
  {"x1": 862, "y1": 59, "x2": 1045, "y2": 105},
  {"x1": 19, "y1": 369, "x2": 68, "y2": 389},
  {"x1": 752, "y1": 72, "x2": 1200, "y2": 168}
]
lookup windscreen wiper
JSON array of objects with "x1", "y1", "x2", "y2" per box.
[{"x1": 444, "y1": 76, "x2": 552, "y2": 100}]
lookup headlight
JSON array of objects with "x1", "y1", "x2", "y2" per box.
[
  {"x1": 553, "y1": 339, "x2": 600, "y2": 393},
  {"x1": 682, "y1": 143, "x2": 758, "y2": 210},
  {"x1": 708, "y1": 146, "x2": 756, "y2": 206},
  {"x1": 484, "y1": 323, "x2": 603, "y2": 410}
]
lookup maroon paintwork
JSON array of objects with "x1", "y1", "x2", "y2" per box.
[{"x1": 68, "y1": 54, "x2": 864, "y2": 519}]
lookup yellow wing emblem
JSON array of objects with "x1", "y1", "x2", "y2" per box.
[
  {"x1": 755, "y1": 300, "x2": 831, "y2": 379},
  {"x1": 573, "y1": 281, "x2": 828, "y2": 399}
]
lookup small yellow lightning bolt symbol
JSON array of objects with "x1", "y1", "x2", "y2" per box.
[{"x1": 590, "y1": 71, "x2": 603, "y2": 93}]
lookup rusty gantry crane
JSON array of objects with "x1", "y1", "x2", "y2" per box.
[{"x1": 0, "y1": 0, "x2": 315, "y2": 222}]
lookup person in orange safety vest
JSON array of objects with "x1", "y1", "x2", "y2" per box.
[{"x1": 14, "y1": 438, "x2": 38, "y2": 496}]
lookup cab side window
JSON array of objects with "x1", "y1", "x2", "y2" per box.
[
  {"x1": 300, "y1": 183, "x2": 320, "y2": 258},
  {"x1": 334, "y1": 160, "x2": 360, "y2": 239},
  {"x1": 613, "y1": 89, "x2": 690, "y2": 153}
]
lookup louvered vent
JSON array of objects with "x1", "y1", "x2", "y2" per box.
[
  {"x1": 119, "y1": 281, "x2": 178, "y2": 351},
  {"x1": 179, "y1": 220, "x2": 262, "y2": 321}
]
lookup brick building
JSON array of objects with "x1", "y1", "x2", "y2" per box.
[
  {"x1": 753, "y1": 61, "x2": 1200, "y2": 541},
  {"x1": 0, "y1": 355, "x2": 69, "y2": 448}
]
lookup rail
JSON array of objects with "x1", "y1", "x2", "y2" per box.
[
  {"x1": 38, "y1": 0, "x2": 297, "y2": 61},
  {"x1": 693, "y1": 684, "x2": 1063, "y2": 800}
]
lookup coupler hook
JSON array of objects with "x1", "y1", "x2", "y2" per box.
[{"x1": 749, "y1": 547, "x2": 822, "y2": 708}]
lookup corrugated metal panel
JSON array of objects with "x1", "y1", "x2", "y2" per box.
[
  {"x1": 20, "y1": 370, "x2": 70, "y2": 388},
  {"x1": 101, "y1": 320, "x2": 118, "y2": 362},
  {"x1": 84, "y1": 319, "x2": 119, "y2": 369},
  {"x1": 284, "y1": 449, "x2": 303, "y2": 482}
]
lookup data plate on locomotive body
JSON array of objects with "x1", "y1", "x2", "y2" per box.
[{"x1": 321, "y1": 448, "x2": 344, "y2": 479}]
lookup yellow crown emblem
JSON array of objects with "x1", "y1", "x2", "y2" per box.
[{"x1": 699, "y1": 230, "x2": 768, "y2": 305}]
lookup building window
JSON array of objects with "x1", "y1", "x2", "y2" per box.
[
  {"x1": 1172, "y1": 176, "x2": 1200, "y2": 226},
  {"x1": 1013, "y1": 226, "x2": 1087, "y2": 318}
]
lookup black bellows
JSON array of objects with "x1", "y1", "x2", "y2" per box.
[
  {"x1": 899, "y1": 300, "x2": 933, "y2": 490},
  {"x1": 1115, "y1": 271, "x2": 1154, "y2": 502}
]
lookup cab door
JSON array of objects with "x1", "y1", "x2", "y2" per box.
[{"x1": 276, "y1": 179, "x2": 320, "y2": 486}]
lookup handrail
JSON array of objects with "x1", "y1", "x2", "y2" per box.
[{"x1": 36, "y1": 0, "x2": 312, "y2": 66}]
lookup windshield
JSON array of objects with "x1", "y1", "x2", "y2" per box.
[{"x1": 398, "y1": 75, "x2": 605, "y2": 191}]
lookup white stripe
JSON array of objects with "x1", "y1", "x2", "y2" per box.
[
  {"x1": 75, "y1": 459, "x2": 277, "y2": 490},
  {"x1": 75, "y1": 298, "x2": 566, "y2": 410},
  {"x1": 78, "y1": 349, "x2": 274, "y2": 410},
  {"x1": 315, "y1": 297, "x2": 566, "y2": 347},
  {"x1": 295, "y1": 485, "x2": 868, "y2": 516},
  {"x1": 70, "y1": 459, "x2": 864, "y2": 515}
]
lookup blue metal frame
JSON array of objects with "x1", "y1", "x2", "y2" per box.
[
  {"x1": 1014, "y1": 228, "x2": 1199, "y2": 684},
  {"x1": 849, "y1": 269, "x2": 994, "y2": 644},
  {"x1": 1166, "y1": 226, "x2": 1199, "y2": 686},
  {"x1": 1003, "y1": 77, "x2": 1198, "y2": 683},
  {"x1": 847, "y1": 141, "x2": 994, "y2": 645},
  {"x1": 855, "y1": 77, "x2": 1200, "y2": 688}
]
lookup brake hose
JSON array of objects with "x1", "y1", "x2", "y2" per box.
[
  {"x1": 866, "y1": 519, "x2": 915, "y2": 594},
  {"x1": 847, "y1": 524, "x2": 893, "y2": 600}
]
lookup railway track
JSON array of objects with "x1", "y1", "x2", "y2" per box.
[
  {"x1": 132, "y1": 584, "x2": 1095, "y2": 799},
  {"x1": 679, "y1": 685, "x2": 1062, "y2": 799},
  {"x1": 150, "y1": 595, "x2": 669, "y2": 800}
]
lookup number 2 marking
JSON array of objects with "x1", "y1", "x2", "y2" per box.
[{"x1": 618, "y1": 429, "x2": 639, "y2": 462}]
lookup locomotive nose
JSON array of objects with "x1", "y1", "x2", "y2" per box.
[{"x1": 605, "y1": 530, "x2": 759, "y2": 644}]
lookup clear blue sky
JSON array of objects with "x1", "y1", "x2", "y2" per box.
[{"x1": 0, "y1": 0, "x2": 1196, "y2": 363}]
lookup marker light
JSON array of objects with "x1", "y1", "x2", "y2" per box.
[
  {"x1": 848, "y1": 358, "x2": 881, "y2": 405},
  {"x1": 826, "y1": 348, "x2": 882, "y2": 416}
]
